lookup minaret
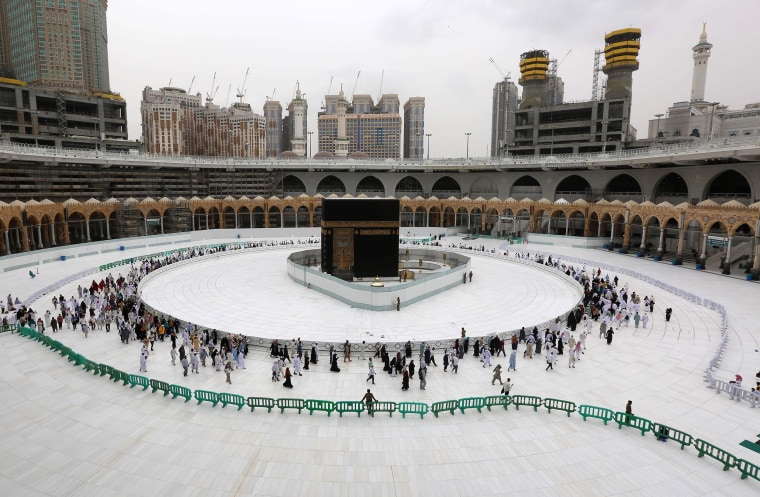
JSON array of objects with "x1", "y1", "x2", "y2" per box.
[
  {"x1": 334, "y1": 85, "x2": 349, "y2": 157},
  {"x1": 290, "y1": 82, "x2": 307, "y2": 157},
  {"x1": 690, "y1": 23, "x2": 712, "y2": 102}
]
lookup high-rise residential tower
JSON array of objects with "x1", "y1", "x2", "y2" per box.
[
  {"x1": 263, "y1": 100, "x2": 283, "y2": 157},
  {"x1": 403, "y1": 97, "x2": 425, "y2": 159},
  {"x1": 490, "y1": 79, "x2": 518, "y2": 157},
  {"x1": 0, "y1": 0, "x2": 110, "y2": 91}
]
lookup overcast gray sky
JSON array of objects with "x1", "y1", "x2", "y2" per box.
[{"x1": 108, "y1": 0, "x2": 759, "y2": 159}]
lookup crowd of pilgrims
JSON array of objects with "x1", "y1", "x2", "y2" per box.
[{"x1": 4, "y1": 241, "x2": 665, "y2": 390}]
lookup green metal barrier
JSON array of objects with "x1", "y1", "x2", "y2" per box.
[
  {"x1": 694, "y1": 438, "x2": 737, "y2": 471},
  {"x1": 194, "y1": 389, "x2": 220, "y2": 407},
  {"x1": 247, "y1": 397, "x2": 275, "y2": 413},
  {"x1": 170, "y1": 384, "x2": 192, "y2": 402},
  {"x1": 543, "y1": 398, "x2": 577, "y2": 417},
  {"x1": 128, "y1": 374, "x2": 150, "y2": 391},
  {"x1": 613, "y1": 412, "x2": 653, "y2": 436},
  {"x1": 578, "y1": 404, "x2": 614, "y2": 425},
  {"x1": 398, "y1": 402, "x2": 429, "y2": 419},
  {"x1": 512, "y1": 395, "x2": 543, "y2": 412},
  {"x1": 277, "y1": 398, "x2": 305, "y2": 414},
  {"x1": 457, "y1": 397, "x2": 485, "y2": 414},
  {"x1": 150, "y1": 379, "x2": 171, "y2": 396},
  {"x1": 431, "y1": 399, "x2": 458, "y2": 417},
  {"x1": 369, "y1": 401, "x2": 396, "y2": 417},
  {"x1": 651, "y1": 422, "x2": 693, "y2": 449},
  {"x1": 335, "y1": 400, "x2": 365, "y2": 417},
  {"x1": 219, "y1": 392, "x2": 246, "y2": 410},
  {"x1": 484, "y1": 395, "x2": 511, "y2": 411},
  {"x1": 736, "y1": 458, "x2": 760, "y2": 481},
  {"x1": 305, "y1": 399, "x2": 335, "y2": 416}
]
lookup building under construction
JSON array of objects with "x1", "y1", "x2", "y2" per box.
[{"x1": 508, "y1": 28, "x2": 641, "y2": 156}]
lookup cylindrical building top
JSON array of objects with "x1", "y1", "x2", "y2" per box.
[
  {"x1": 519, "y1": 50, "x2": 550, "y2": 83},
  {"x1": 603, "y1": 28, "x2": 641, "y2": 73}
]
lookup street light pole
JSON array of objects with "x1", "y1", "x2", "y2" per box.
[
  {"x1": 654, "y1": 113, "x2": 664, "y2": 143},
  {"x1": 465, "y1": 132, "x2": 471, "y2": 160},
  {"x1": 425, "y1": 133, "x2": 432, "y2": 159},
  {"x1": 307, "y1": 131, "x2": 314, "y2": 157}
]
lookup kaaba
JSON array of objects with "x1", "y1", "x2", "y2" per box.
[{"x1": 321, "y1": 198, "x2": 400, "y2": 281}]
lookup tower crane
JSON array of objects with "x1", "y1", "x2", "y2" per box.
[
  {"x1": 376, "y1": 69, "x2": 384, "y2": 101},
  {"x1": 488, "y1": 58, "x2": 511, "y2": 81},
  {"x1": 351, "y1": 70, "x2": 361, "y2": 100},
  {"x1": 187, "y1": 75, "x2": 196, "y2": 94},
  {"x1": 205, "y1": 72, "x2": 219, "y2": 104},
  {"x1": 266, "y1": 88, "x2": 276, "y2": 101},
  {"x1": 236, "y1": 67, "x2": 249, "y2": 103},
  {"x1": 224, "y1": 84, "x2": 232, "y2": 107},
  {"x1": 321, "y1": 76, "x2": 333, "y2": 110}
]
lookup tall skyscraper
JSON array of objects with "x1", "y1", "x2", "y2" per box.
[
  {"x1": 0, "y1": 0, "x2": 110, "y2": 92},
  {"x1": 403, "y1": 97, "x2": 425, "y2": 159},
  {"x1": 490, "y1": 79, "x2": 517, "y2": 157},
  {"x1": 263, "y1": 100, "x2": 283, "y2": 157}
]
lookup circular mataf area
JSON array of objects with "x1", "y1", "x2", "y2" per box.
[{"x1": 138, "y1": 247, "x2": 583, "y2": 343}]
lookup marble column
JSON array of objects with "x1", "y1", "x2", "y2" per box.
[
  {"x1": 656, "y1": 227, "x2": 665, "y2": 258},
  {"x1": 4, "y1": 230, "x2": 10, "y2": 255},
  {"x1": 49, "y1": 223, "x2": 56, "y2": 246},
  {"x1": 722, "y1": 236, "x2": 732, "y2": 275},
  {"x1": 36, "y1": 225, "x2": 43, "y2": 249},
  {"x1": 639, "y1": 226, "x2": 647, "y2": 253}
]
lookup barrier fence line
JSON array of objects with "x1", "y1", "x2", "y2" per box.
[{"x1": 12, "y1": 324, "x2": 759, "y2": 485}]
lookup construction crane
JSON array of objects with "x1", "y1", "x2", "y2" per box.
[
  {"x1": 224, "y1": 84, "x2": 232, "y2": 107},
  {"x1": 266, "y1": 88, "x2": 276, "y2": 101},
  {"x1": 205, "y1": 72, "x2": 219, "y2": 104},
  {"x1": 351, "y1": 70, "x2": 361, "y2": 100},
  {"x1": 187, "y1": 75, "x2": 196, "y2": 94},
  {"x1": 376, "y1": 69, "x2": 384, "y2": 101},
  {"x1": 321, "y1": 76, "x2": 333, "y2": 110},
  {"x1": 488, "y1": 57, "x2": 511, "y2": 81},
  {"x1": 236, "y1": 67, "x2": 249, "y2": 103},
  {"x1": 591, "y1": 49, "x2": 602, "y2": 100}
]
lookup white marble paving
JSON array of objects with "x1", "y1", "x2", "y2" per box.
[{"x1": 0, "y1": 234, "x2": 759, "y2": 496}]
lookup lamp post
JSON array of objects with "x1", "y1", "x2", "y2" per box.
[
  {"x1": 307, "y1": 131, "x2": 314, "y2": 157},
  {"x1": 465, "y1": 132, "x2": 471, "y2": 160},
  {"x1": 708, "y1": 102, "x2": 720, "y2": 141},
  {"x1": 654, "y1": 113, "x2": 664, "y2": 143},
  {"x1": 425, "y1": 133, "x2": 432, "y2": 159}
]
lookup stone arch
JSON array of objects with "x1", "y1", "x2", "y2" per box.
[
  {"x1": 485, "y1": 208, "x2": 500, "y2": 233},
  {"x1": 628, "y1": 214, "x2": 645, "y2": 249},
  {"x1": 193, "y1": 207, "x2": 207, "y2": 230},
  {"x1": 89, "y1": 211, "x2": 110, "y2": 240},
  {"x1": 297, "y1": 206, "x2": 310, "y2": 227},
  {"x1": 555, "y1": 175, "x2": 592, "y2": 201},
  {"x1": 208, "y1": 207, "x2": 220, "y2": 230},
  {"x1": 268, "y1": 206, "x2": 281, "y2": 228},
  {"x1": 281, "y1": 175, "x2": 307, "y2": 196},
  {"x1": 567, "y1": 209, "x2": 586, "y2": 236},
  {"x1": 605, "y1": 174, "x2": 642, "y2": 201},
  {"x1": 470, "y1": 176, "x2": 498, "y2": 199},
  {"x1": 442, "y1": 206, "x2": 456, "y2": 227},
  {"x1": 238, "y1": 206, "x2": 251, "y2": 228},
  {"x1": 67, "y1": 212, "x2": 87, "y2": 243},
  {"x1": 731, "y1": 222, "x2": 754, "y2": 237},
  {"x1": 429, "y1": 206, "x2": 441, "y2": 227},
  {"x1": 357, "y1": 175, "x2": 386, "y2": 196},
  {"x1": 455, "y1": 206, "x2": 469, "y2": 227},
  {"x1": 413, "y1": 206, "x2": 427, "y2": 227},
  {"x1": 144, "y1": 208, "x2": 162, "y2": 236},
  {"x1": 549, "y1": 210, "x2": 568, "y2": 235},
  {"x1": 510, "y1": 175, "x2": 541, "y2": 199},
  {"x1": 704, "y1": 170, "x2": 752, "y2": 202},
  {"x1": 7, "y1": 216, "x2": 25, "y2": 253},
  {"x1": 653, "y1": 172, "x2": 689, "y2": 204},
  {"x1": 431, "y1": 176, "x2": 461, "y2": 198},
  {"x1": 223, "y1": 206, "x2": 236, "y2": 229},
  {"x1": 252, "y1": 206, "x2": 265, "y2": 228},
  {"x1": 316, "y1": 175, "x2": 346, "y2": 195},
  {"x1": 283, "y1": 206, "x2": 297, "y2": 228},
  {"x1": 313, "y1": 205, "x2": 323, "y2": 227},
  {"x1": 394, "y1": 176, "x2": 423, "y2": 198},
  {"x1": 470, "y1": 207, "x2": 483, "y2": 232},
  {"x1": 401, "y1": 205, "x2": 414, "y2": 227}
]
